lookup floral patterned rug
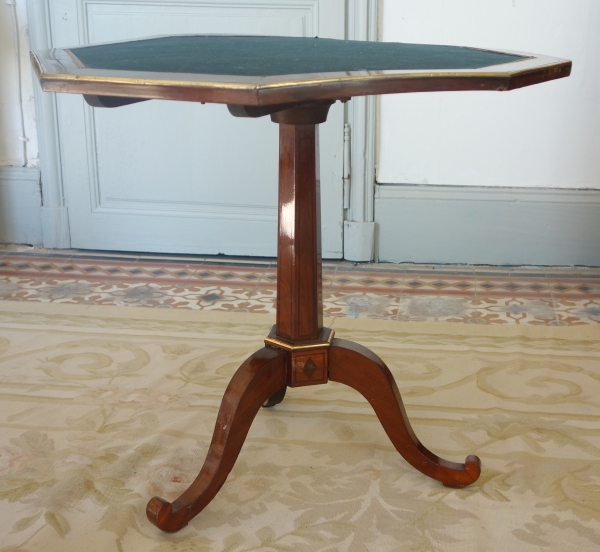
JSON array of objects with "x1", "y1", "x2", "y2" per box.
[{"x1": 1, "y1": 301, "x2": 599, "y2": 551}]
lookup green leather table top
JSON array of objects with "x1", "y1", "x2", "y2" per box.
[
  {"x1": 68, "y1": 35, "x2": 526, "y2": 77},
  {"x1": 31, "y1": 35, "x2": 571, "y2": 105}
]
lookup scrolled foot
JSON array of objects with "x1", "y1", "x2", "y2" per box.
[
  {"x1": 329, "y1": 339, "x2": 481, "y2": 488},
  {"x1": 146, "y1": 347, "x2": 287, "y2": 532},
  {"x1": 146, "y1": 497, "x2": 186, "y2": 533},
  {"x1": 441, "y1": 454, "x2": 481, "y2": 488}
]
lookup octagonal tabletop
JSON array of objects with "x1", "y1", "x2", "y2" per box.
[{"x1": 31, "y1": 35, "x2": 571, "y2": 106}]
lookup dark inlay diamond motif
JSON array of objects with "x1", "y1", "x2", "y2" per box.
[
  {"x1": 176, "y1": 271, "x2": 188, "y2": 276},
  {"x1": 362, "y1": 279, "x2": 375, "y2": 284},
  {"x1": 17, "y1": 264, "x2": 29, "y2": 269},
  {"x1": 152, "y1": 270, "x2": 165, "y2": 275},
  {"x1": 198, "y1": 272, "x2": 211, "y2": 277},
  {"x1": 39, "y1": 265, "x2": 52, "y2": 270},
  {"x1": 530, "y1": 285, "x2": 545, "y2": 290},
  {"x1": 201, "y1": 294, "x2": 220, "y2": 302},
  {"x1": 130, "y1": 269, "x2": 142, "y2": 274},
  {"x1": 267, "y1": 275, "x2": 277, "y2": 280},
  {"x1": 481, "y1": 283, "x2": 495, "y2": 289},
  {"x1": 385, "y1": 280, "x2": 398, "y2": 285},
  {"x1": 244, "y1": 275, "x2": 257, "y2": 280},
  {"x1": 221, "y1": 273, "x2": 234, "y2": 279},
  {"x1": 579, "y1": 286, "x2": 591, "y2": 291},
  {"x1": 338, "y1": 278, "x2": 350, "y2": 283},
  {"x1": 433, "y1": 282, "x2": 446, "y2": 287},
  {"x1": 108, "y1": 269, "x2": 120, "y2": 273},
  {"x1": 408, "y1": 281, "x2": 422, "y2": 287},
  {"x1": 302, "y1": 358, "x2": 317, "y2": 380},
  {"x1": 84, "y1": 267, "x2": 97, "y2": 272},
  {"x1": 457, "y1": 283, "x2": 471, "y2": 288},
  {"x1": 554, "y1": 285, "x2": 568, "y2": 291},
  {"x1": 505, "y1": 284, "x2": 520, "y2": 290},
  {"x1": 61, "y1": 266, "x2": 74, "y2": 271}
]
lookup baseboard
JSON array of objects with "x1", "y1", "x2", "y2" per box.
[
  {"x1": 375, "y1": 184, "x2": 600, "y2": 266},
  {"x1": 0, "y1": 167, "x2": 42, "y2": 246}
]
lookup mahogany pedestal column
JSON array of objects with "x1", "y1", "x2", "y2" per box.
[{"x1": 146, "y1": 101, "x2": 481, "y2": 533}]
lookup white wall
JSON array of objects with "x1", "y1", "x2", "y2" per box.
[
  {"x1": 0, "y1": 1, "x2": 38, "y2": 168},
  {"x1": 378, "y1": 0, "x2": 600, "y2": 189}
]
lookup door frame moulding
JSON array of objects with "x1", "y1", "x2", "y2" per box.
[
  {"x1": 346, "y1": 0, "x2": 377, "y2": 224},
  {"x1": 27, "y1": 0, "x2": 71, "y2": 248},
  {"x1": 344, "y1": 0, "x2": 378, "y2": 261},
  {"x1": 27, "y1": 0, "x2": 377, "y2": 253}
]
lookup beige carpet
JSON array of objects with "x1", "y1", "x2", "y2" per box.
[{"x1": 0, "y1": 302, "x2": 599, "y2": 552}]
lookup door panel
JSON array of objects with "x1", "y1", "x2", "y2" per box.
[{"x1": 50, "y1": 0, "x2": 344, "y2": 257}]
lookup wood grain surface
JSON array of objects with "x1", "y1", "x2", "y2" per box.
[
  {"x1": 329, "y1": 338, "x2": 481, "y2": 488},
  {"x1": 146, "y1": 347, "x2": 287, "y2": 533},
  {"x1": 273, "y1": 103, "x2": 333, "y2": 341}
]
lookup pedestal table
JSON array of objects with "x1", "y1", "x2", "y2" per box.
[{"x1": 31, "y1": 35, "x2": 571, "y2": 532}]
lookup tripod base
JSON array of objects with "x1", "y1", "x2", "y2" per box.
[
  {"x1": 146, "y1": 333, "x2": 480, "y2": 533},
  {"x1": 147, "y1": 100, "x2": 480, "y2": 534}
]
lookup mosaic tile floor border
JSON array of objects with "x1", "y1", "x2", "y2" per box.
[{"x1": 1, "y1": 249, "x2": 600, "y2": 325}]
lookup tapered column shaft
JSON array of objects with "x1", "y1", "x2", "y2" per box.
[{"x1": 276, "y1": 123, "x2": 323, "y2": 341}]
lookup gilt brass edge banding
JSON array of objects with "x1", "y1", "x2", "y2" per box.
[
  {"x1": 265, "y1": 330, "x2": 334, "y2": 351},
  {"x1": 254, "y1": 62, "x2": 570, "y2": 91},
  {"x1": 30, "y1": 52, "x2": 44, "y2": 78},
  {"x1": 65, "y1": 49, "x2": 86, "y2": 69},
  {"x1": 31, "y1": 57, "x2": 570, "y2": 94},
  {"x1": 38, "y1": 73, "x2": 261, "y2": 91},
  {"x1": 256, "y1": 71, "x2": 509, "y2": 90},
  {"x1": 38, "y1": 69, "x2": 512, "y2": 92}
]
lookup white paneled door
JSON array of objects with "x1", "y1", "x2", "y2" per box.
[{"x1": 48, "y1": 0, "x2": 345, "y2": 257}]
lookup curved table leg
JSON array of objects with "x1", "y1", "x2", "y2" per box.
[
  {"x1": 262, "y1": 385, "x2": 287, "y2": 408},
  {"x1": 147, "y1": 347, "x2": 287, "y2": 532},
  {"x1": 329, "y1": 339, "x2": 480, "y2": 488}
]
